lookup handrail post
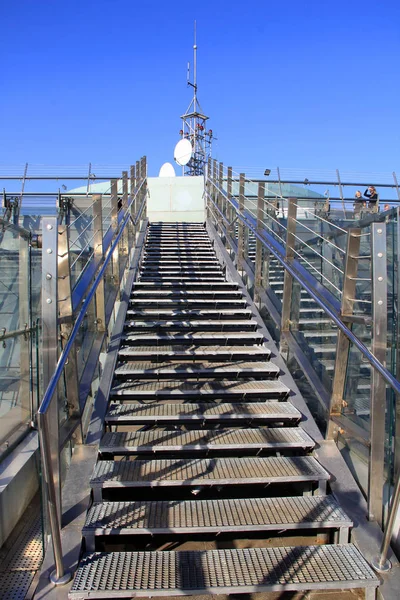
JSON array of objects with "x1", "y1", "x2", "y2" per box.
[
  {"x1": 19, "y1": 233, "x2": 31, "y2": 421},
  {"x1": 130, "y1": 164, "x2": 136, "y2": 243},
  {"x1": 93, "y1": 194, "x2": 106, "y2": 333},
  {"x1": 226, "y1": 166, "x2": 233, "y2": 237},
  {"x1": 37, "y1": 411, "x2": 72, "y2": 585},
  {"x1": 368, "y1": 222, "x2": 388, "y2": 526},
  {"x1": 141, "y1": 156, "x2": 147, "y2": 220},
  {"x1": 41, "y1": 216, "x2": 61, "y2": 519},
  {"x1": 279, "y1": 197, "x2": 297, "y2": 358},
  {"x1": 372, "y1": 464, "x2": 400, "y2": 572},
  {"x1": 327, "y1": 228, "x2": 360, "y2": 439},
  {"x1": 58, "y1": 219, "x2": 82, "y2": 443},
  {"x1": 110, "y1": 179, "x2": 121, "y2": 300},
  {"x1": 237, "y1": 173, "x2": 245, "y2": 273},
  {"x1": 254, "y1": 182, "x2": 266, "y2": 307}
]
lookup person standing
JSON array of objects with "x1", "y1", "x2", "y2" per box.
[
  {"x1": 354, "y1": 190, "x2": 366, "y2": 216},
  {"x1": 364, "y1": 185, "x2": 379, "y2": 212}
]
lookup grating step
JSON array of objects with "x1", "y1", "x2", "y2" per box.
[
  {"x1": 133, "y1": 282, "x2": 238, "y2": 289},
  {"x1": 91, "y1": 455, "x2": 329, "y2": 493},
  {"x1": 131, "y1": 290, "x2": 243, "y2": 298},
  {"x1": 117, "y1": 344, "x2": 270, "y2": 361},
  {"x1": 105, "y1": 401, "x2": 301, "y2": 425},
  {"x1": 69, "y1": 545, "x2": 378, "y2": 599},
  {"x1": 122, "y1": 332, "x2": 264, "y2": 346},
  {"x1": 83, "y1": 495, "x2": 351, "y2": 544},
  {"x1": 110, "y1": 379, "x2": 290, "y2": 401},
  {"x1": 129, "y1": 298, "x2": 248, "y2": 308},
  {"x1": 99, "y1": 427, "x2": 315, "y2": 455},
  {"x1": 125, "y1": 308, "x2": 253, "y2": 321},
  {"x1": 123, "y1": 320, "x2": 258, "y2": 332},
  {"x1": 114, "y1": 360, "x2": 280, "y2": 379}
]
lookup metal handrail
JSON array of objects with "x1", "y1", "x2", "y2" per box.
[
  {"x1": 206, "y1": 174, "x2": 400, "y2": 571},
  {"x1": 37, "y1": 184, "x2": 146, "y2": 584}
]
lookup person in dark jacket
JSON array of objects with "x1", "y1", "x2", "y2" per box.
[{"x1": 364, "y1": 185, "x2": 379, "y2": 211}]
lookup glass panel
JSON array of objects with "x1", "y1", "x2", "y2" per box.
[{"x1": 0, "y1": 226, "x2": 32, "y2": 447}]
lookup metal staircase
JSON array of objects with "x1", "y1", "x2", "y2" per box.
[{"x1": 69, "y1": 222, "x2": 378, "y2": 599}]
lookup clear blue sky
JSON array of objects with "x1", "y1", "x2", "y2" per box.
[{"x1": 1, "y1": 0, "x2": 399, "y2": 177}]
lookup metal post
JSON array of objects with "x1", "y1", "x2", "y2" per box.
[
  {"x1": 122, "y1": 171, "x2": 128, "y2": 209},
  {"x1": 37, "y1": 412, "x2": 72, "y2": 586},
  {"x1": 141, "y1": 157, "x2": 147, "y2": 220},
  {"x1": 57, "y1": 223, "x2": 82, "y2": 442},
  {"x1": 372, "y1": 464, "x2": 400, "y2": 572},
  {"x1": 92, "y1": 194, "x2": 106, "y2": 332},
  {"x1": 254, "y1": 182, "x2": 265, "y2": 306},
  {"x1": 41, "y1": 216, "x2": 61, "y2": 519},
  {"x1": 279, "y1": 198, "x2": 297, "y2": 357},
  {"x1": 336, "y1": 169, "x2": 346, "y2": 218},
  {"x1": 368, "y1": 222, "x2": 388, "y2": 526},
  {"x1": 110, "y1": 179, "x2": 121, "y2": 299},
  {"x1": 19, "y1": 235, "x2": 30, "y2": 421},
  {"x1": 393, "y1": 171, "x2": 400, "y2": 201},
  {"x1": 237, "y1": 173, "x2": 245, "y2": 272},
  {"x1": 327, "y1": 229, "x2": 360, "y2": 439},
  {"x1": 226, "y1": 166, "x2": 233, "y2": 240}
]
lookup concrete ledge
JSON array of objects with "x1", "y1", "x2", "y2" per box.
[{"x1": 0, "y1": 431, "x2": 39, "y2": 547}]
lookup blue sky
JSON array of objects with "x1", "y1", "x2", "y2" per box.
[{"x1": 0, "y1": 0, "x2": 399, "y2": 177}]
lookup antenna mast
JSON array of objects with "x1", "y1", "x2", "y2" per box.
[{"x1": 180, "y1": 21, "x2": 213, "y2": 176}]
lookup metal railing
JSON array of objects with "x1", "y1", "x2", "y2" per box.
[
  {"x1": 205, "y1": 158, "x2": 400, "y2": 571},
  {"x1": 36, "y1": 157, "x2": 147, "y2": 584}
]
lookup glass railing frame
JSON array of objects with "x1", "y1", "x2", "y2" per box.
[{"x1": 205, "y1": 160, "x2": 400, "y2": 571}]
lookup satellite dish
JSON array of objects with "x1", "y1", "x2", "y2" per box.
[
  {"x1": 174, "y1": 138, "x2": 192, "y2": 166},
  {"x1": 159, "y1": 162, "x2": 176, "y2": 177}
]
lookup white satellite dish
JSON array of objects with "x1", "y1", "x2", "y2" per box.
[
  {"x1": 174, "y1": 138, "x2": 192, "y2": 166},
  {"x1": 159, "y1": 162, "x2": 176, "y2": 177}
]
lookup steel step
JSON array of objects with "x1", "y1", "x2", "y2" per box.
[
  {"x1": 129, "y1": 298, "x2": 248, "y2": 308},
  {"x1": 138, "y1": 275, "x2": 226, "y2": 282},
  {"x1": 133, "y1": 281, "x2": 238, "y2": 289},
  {"x1": 117, "y1": 344, "x2": 270, "y2": 361},
  {"x1": 125, "y1": 308, "x2": 253, "y2": 321},
  {"x1": 110, "y1": 379, "x2": 290, "y2": 400},
  {"x1": 139, "y1": 272, "x2": 225, "y2": 280},
  {"x1": 69, "y1": 545, "x2": 378, "y2": 599},
  {"x1": 121, "y1": 332, "x2": 264, "y2": 346},
  {"x1": 131, "y1": 290, "x2": 243, "y2": 298},
  {"x1": 123, "y1": 320, "x2": 258, "y2": 332},
  {"x1": 91, "y1": 455, "x2": 329, "y2": 493},
  {"x1": 105, "y1": 401, "x2": 300, "y2": 425},
  {"x1": 99, "y1": 427, "x2": 315, "y2": 455},
  {"x1": 114, "y1": 360, "x2": 280, "y2": 379},
  {"x1": 83, "y1": 495, "x2": 351, "y2": 544}
]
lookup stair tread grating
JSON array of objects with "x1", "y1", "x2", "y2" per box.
[
  {"x1": 99, "y1": 427, "x2": 315, "y2": 452},
  {"x1": 110, "y1": 378, "x2": 290, "y2": 398},
  {"x1": 91, "y1": 456, "x2": 330, "y2": 487},
  {"x1": 69, "y1": 545, "x2": 378, "y2": 597},
  {"x1": 114, "y1": 360, "x2": 279, "y2": 377},
  {"x1": 105, "y1": 401, "x2": 300, "y2": 421},
  {"x1": 83, "y1": 496, "x2": 352, "y2": 532}
]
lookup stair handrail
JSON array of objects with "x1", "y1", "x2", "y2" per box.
[{"x1": 37, "y1": 182, "x2": 147, "y2": 585}]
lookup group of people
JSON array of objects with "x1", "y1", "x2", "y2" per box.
[{"x1": 353, "y1": 186, "x2": 385, "y2": 215}]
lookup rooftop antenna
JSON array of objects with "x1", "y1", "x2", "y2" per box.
[{"x1": 178, "y1": 20, "x2": 213, "y2": 176}]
